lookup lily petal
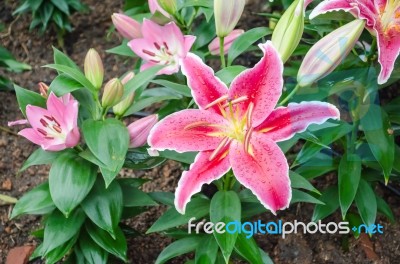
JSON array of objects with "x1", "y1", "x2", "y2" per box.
[
  {"x1": 230, "y1": 133, "x2": 291, "y2": 214},
  {"x1": 256, "y1": 101, "x2": 340, "y2": 142},
  {"x1": 184, "y1": 35, "x2": 197, "y2": 54},
  {"x1": 18, "y1": 128, "x2": 44, "y2": 146},
  {"x1": 228, "y1": 41, "x2": 283, "y2": 127},
  {"x1": 46, "y1": 93, "x2": 68, "y2": 128},
  {"x1": 376, "y1": 29, "x2": 400, "y2": 84},
  {"x1": 175, "y1": 150, "x2": 231, "y2": 214},
  {"x1": 8, "y1": 119, "x2": 28, "y2": 127},
  {"x1": 25, "y1": 105, "x2": 50, "y2": 130},
  {"x1": 181, "y1": 53, "x2": 229, "y2": 114},
  {"x1": 148, "y1": 109, "x2": 229, "y2": 152}
]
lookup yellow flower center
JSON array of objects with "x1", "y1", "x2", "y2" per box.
[{"x1": 380, "y1": 0, "x2": 400, "y2": 33}]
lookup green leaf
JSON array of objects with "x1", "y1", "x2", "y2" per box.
[
  {"x1": 210, "y1": 191, "x2": 241, "y2": 263},
  {"x1": 360, "y1": 104, "x2": 394, "y2": 183},
  {"x1": 312, "y1": 186, "x2": 339, "y2": 221},
  {"x1": 51, "y1": 0, "x2": 69, "y2": 14},
  {"x1": 376, "y1": 195, "x2": 395, "y2": 223},
  {"x1": 147, "y1": 196, "x2": 210, "y2": 233},
  {"x1": 50, "y1": 74, "x2": 83, "y2": 95},
  {"x1": 106, "y1": 41, "x2": 136, "y2": 57},
  {"x1": 49, "y1": 151, "x2": 97, "y2": 216},
  {"x1": 44, "y1": 235, "x2": 78, "y2": 264},
  {"x1": 42, "y1": 209, "x2": 85, "y2": 254},
  {"x1": 123, "y1": 65, "x2": 164, "y2": 97},
  {"x1": 338, "y1": 154, "x2": 361, "y2": 219},
  {"x1": 290, "y1": 189, "x2": 324, "y2": 205},
  {"x1": 148, "y1": 192, "x2": 175, "y2": 207},
  {"x1": 227, "y1": 27, "x2": 272, "y2": 65},
  {"x1": 124, "y1": 148, "x2": 166, "y2": 170},
  {"x1": 119, "y1": 180, "x2": 157, "y2": 207},
  {"x1": 215, "y1": 66, "x2": 246, "y2": 85},
  {"x1": 11, "y1": 182, "x2": 55, "y2": 218},
  {"x1": 82, "y1": 119, "x2": 129, "y2": 186},
  {"x1": 52, "y1": 49, "x2": 78, "y2": 70},
  {"x1": 355, "y1": 179, "x2": 377, "y2": 227},
  {"x1": 86, "y1": 221, "x2": 127, "y2": 261},
  {"x1": 195, "y1": 236, "x2": 218, "y2": 264},
  {"x1": 151, "y1": 79, "x2": 192, "y2": 97},
  {"x1": 124, "y1": 95, "x2": 179, "y2": 116},
  {"x1": 20, "y1": 148, "x2": 60, "y2": 172},
  {"x1": 45, "y1": 64, "x2": 96, "y2": 91},
  {"x1": 289, "y1": 171, "x2": 320, "y2": 194},
  {"x1": 14, "y1": 85, "x2": 46, "y2": 116},
  {"x1": 158, "y1": 150, "x2": 197, "y2": 164},
  {"x1": 81, "y1": 179, "x2": 123, "y2": 237},
  {"x1": 155, "y1": 236, "x2": 203, "y2": 264},
  {"x1": 234, "y1": 233, "x2": 263, "y2": 264},
  {"x1": 79, "y1": 231, "x2": 109, "y2": 264}
]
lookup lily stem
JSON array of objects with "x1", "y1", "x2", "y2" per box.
[
  {"x1": 219, "y1": 37, "x2": 226, "y2": 69},
  {"x1": 0, "y1": 125, "x2": 18, "y2": 136},
  {"x1": 278, "y1": 84, "x2": 301, "y2": 106}
]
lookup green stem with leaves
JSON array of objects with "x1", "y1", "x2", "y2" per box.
[
  {"x1": 278, "y1": 84, "x2": 301, "y2": 106},
  {"x1": 219, "y1": 37, "x2": 226, "y2": 69}
]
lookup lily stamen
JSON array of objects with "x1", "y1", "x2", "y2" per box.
[
  {"x1": 209, "y1": 137, "x2": 231, "y2": 161},
  {"x1": 247, "y1": 102, "x2": 254, "y2": 128},
  {"x1": 221, "y1": 95, "x2": 248, "y2": 108},
  {"x1": 244, "y1": 127, "x2": 254, "y2": 154},
  {"x1": 204, "y1": 95, "x2": 229, "y2": 110}
]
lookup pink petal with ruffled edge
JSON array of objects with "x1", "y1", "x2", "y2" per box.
[
  {"x1": 256, "y1": 101, "x2": 340, "y2": 142},
  {"x1": 181, "y1": 53, "x2": 228, "y2": 114},
  {"x1": 376, "y1": 28, "x2": 400, "y2": 84},
  {"x1": 148, "y1": 109, "x2": 229, "y2": 152},
  {"x1": 228, "y1": 41, "x2": 283, "y2": 127},
  {"x1": 174, "y1": 150, "x2": 231, "y2": 214},
  {"x1": 229, "y1": 133, "x2": 291, "y2": 214}
]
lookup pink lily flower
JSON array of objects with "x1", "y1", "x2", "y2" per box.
[
  {"x1": 148, "y1": 0, "x2": 171, "y2": 18},
  {"x1": 13, "y1": 92, "x2": 80, "y2": 151},
  {"x1": 148, "y1": 41, "x2": 340, "y2": 214},
  {"x1": 310, "y1": 0, "x2": 400, "y2": 84},
  {"x1": 128, "y1": 19, "x2": 196, "y2": 75},
  {"x1": 208, "y1": 29, "x2": 245, "y2": 55},
  {"x1": 128, "y1": 114, "x2": 158, "y2": 148}
]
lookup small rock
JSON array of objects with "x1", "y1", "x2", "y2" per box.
[
  {"x1": 6, "y1": 245, "x2": 35, "y2": 264},
  {"x1": 5, "y1": 226, "x2": 11, "y2": 234},
  {"x1": 0, "y1": 139, "x2": 7, "y2": 147},
  {"x1": 1, "y1": 179, "x2": 12, "y2": 191}
]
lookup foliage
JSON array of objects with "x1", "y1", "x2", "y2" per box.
[{"x1": 0, "y1": 45, "x2": 31, "y2": 90}]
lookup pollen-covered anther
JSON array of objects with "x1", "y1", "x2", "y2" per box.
[
  {"x1": 221, "y1": 95, "x2": 248, "y2": 108},
  {"x1": 209, "y1": 136, "x2": 231, "y2": 161},
  {"x1": 244, "y1": 126, "x2": 254, "y2": 154},
  {"x1": 204, "y1": 95, "x2": 229, "y2": 110}
]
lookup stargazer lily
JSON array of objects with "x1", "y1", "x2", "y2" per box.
[
  {"x1": 128, "y1": 19, "x2": 196, "y2": 75},
  {"x1": 310, "y1": 0, "x2": 400, "y2": 84},
  {"x1": 148, "y1": 41, "x2": 340, "y2": 214},
  {"x1": 9, "y1": 92, "x2": 80, "y2": 151}
]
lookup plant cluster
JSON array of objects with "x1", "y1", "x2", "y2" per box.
[{"x1": 7, "y1": 0, "x2": 400, "y2": 263}]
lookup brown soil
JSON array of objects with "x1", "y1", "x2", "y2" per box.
[{"x1": 1, "y1": 0, "x2": 399, "y2": 263}]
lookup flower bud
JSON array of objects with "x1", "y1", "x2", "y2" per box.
[
  {"x1": 214, "y1": 0, "x2": 245, "y2": 37},
  {"x1": 128, "y1": 114, "x2": 158, "y2": 148},
  {"x1": 111, "y1": 13, "x2": 142, "y2": 40},
  {"x1": 113, "y1": 72, "x2": 135, "y2": 116},
  {"x1": 157, "y1": 0, "x2": 177, "y2": 15},
  {"x1": 208, "y1": 29, "x2": 244, "y2": 55},
  {"x1": 38, "y1": 82, "x2": 49, "y2": 98},
  {"x1": 271, "y1": 0, "x2": 305, "y2": 63},
  {"x1": 102, "y1": 78, "x2": 124, "y2": 108},
  {"x1": 84, "y1": 49, "x2": 104, "y2": 90},
  {"x1": 297, "y1": 19, "x2": 365, "y2": 87}
]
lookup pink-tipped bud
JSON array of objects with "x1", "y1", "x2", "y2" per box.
[
  {"x1": 113, "y1": 72, "x2": 136, "y2": 116},
  {"x1": 297, "y1": 19, "x2": 365, "y2": 87},
  {"x1": 157, "y1": 0, "x2": 177, "y2": 15},
  {"x1": 112, "y1": 13, "x2": 142, "y2": 40},
  {"x1": 128, "y1": 114, "x2": 158, "y2": 148},
  {"x1": 84, "y1": 49, "x2": 104, "y2": 90},
  {"x1": 208, "y1": 29, "x2": 244, "y2": 55},
  {"x1": 214, "y1": 0, "x2": 245, "y2": 37},
  {"x1": 38, "y1": 82, "x2": 49, "y2": 98},
  {"x1": 102, "y1": 78, "x2": 124, "y2": 108}
]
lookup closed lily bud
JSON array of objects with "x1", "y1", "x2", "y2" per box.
[
  {"x1": 84, "y1": 49, "x2": 104, "y2": 90},
  {"x1": 128, "y1": 114, "x2": 158, "y2": 148},
  {"x1": 271, "y1": 0, "x2": 305, "y2": 63},
  {"x1": 38, "y1": 82, "x2": 49, "y2": 98},
  {"x1": 113, "y1": 72, "x2": 135, "y2": 116},
  {"x1": 111, "y1": 13, "x2": 142, "y2": 40},
  {"x1": 102, "y1": 78, "x2": 124, "y2": 108},
  {"x1": 157, "y1": 0, "x2": 177, "y2": 15},
  {"x1": 297, "y1": 19, "x2": 365, "y2": 87},
  {"x1": 208, "y1": 29, "x2": 244, "y2": 55},
  {"x1": 214, "y1": 0, "x2": 245, "y2": 37}
]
